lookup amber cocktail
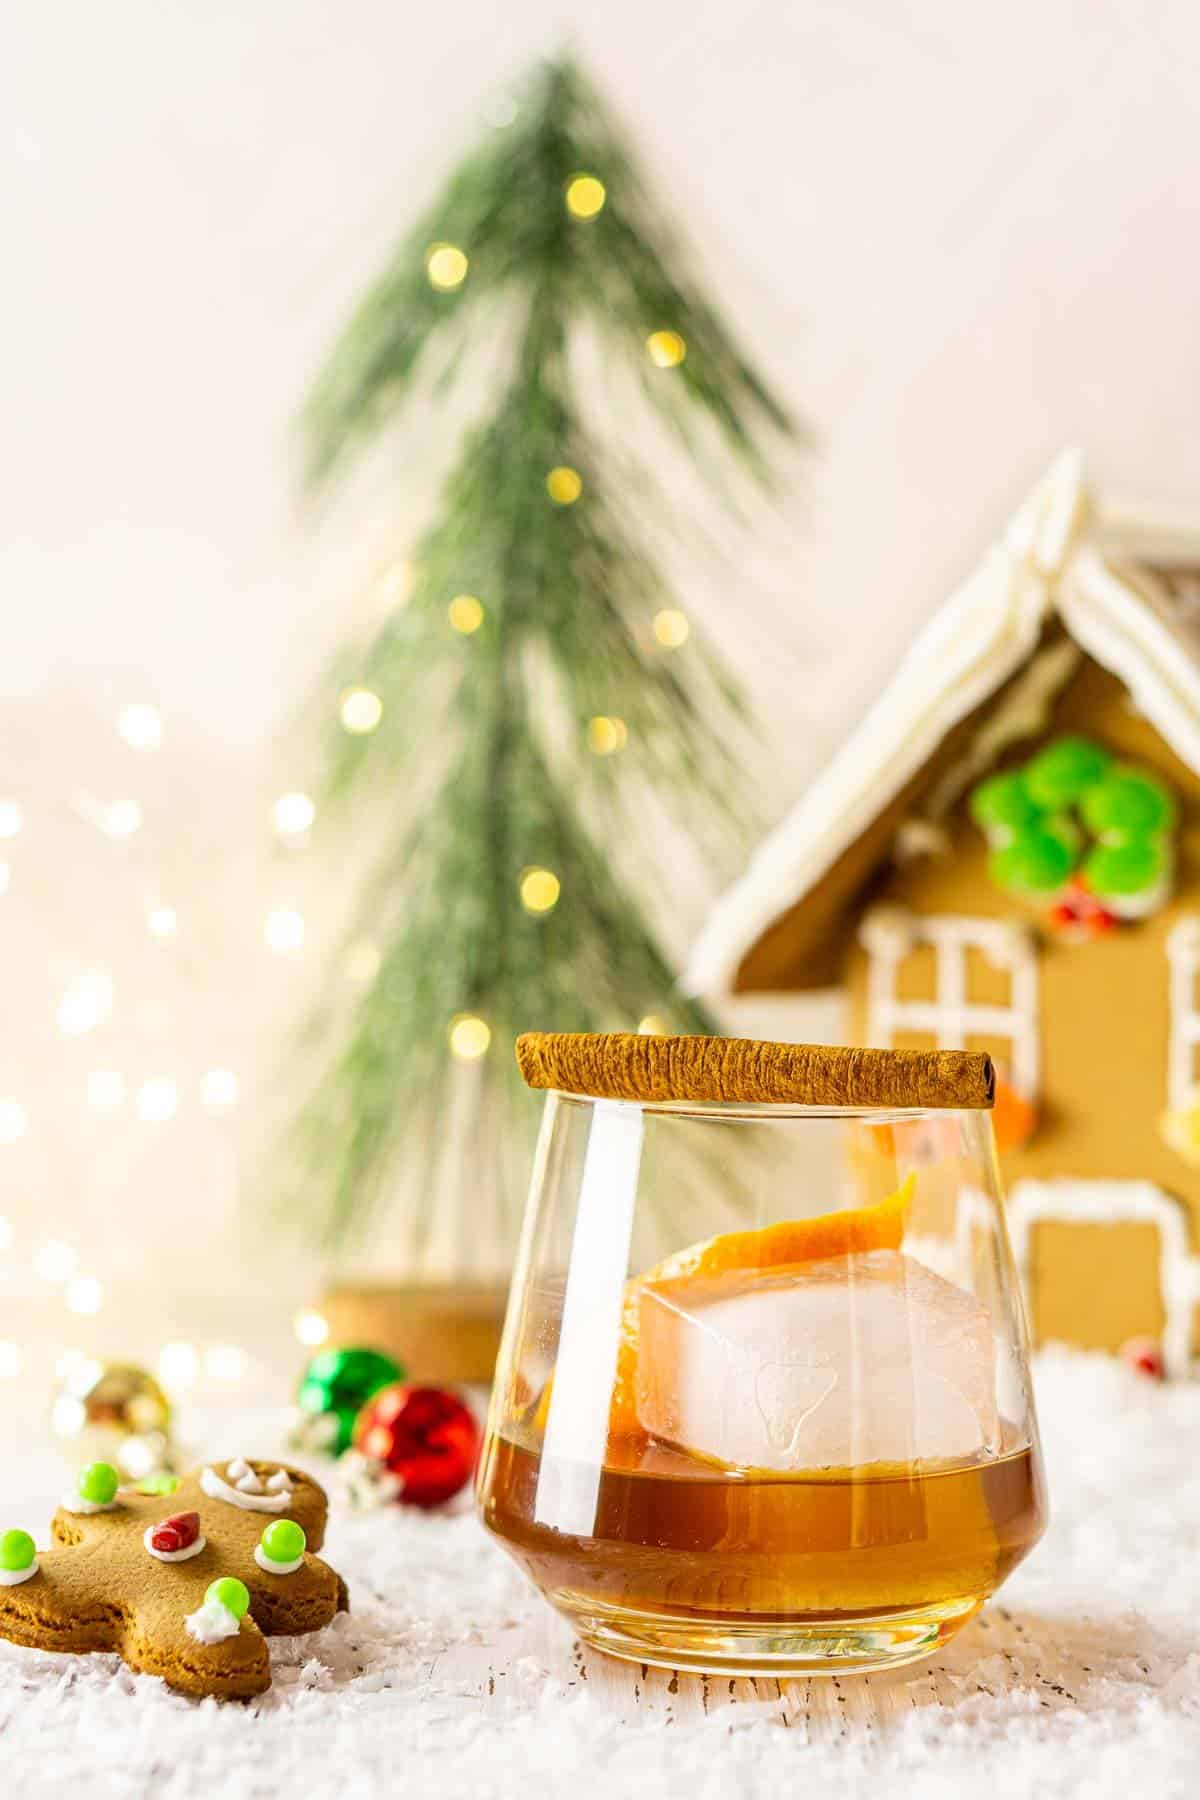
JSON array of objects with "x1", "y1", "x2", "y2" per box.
[{"x1": 478, "y1": 1035, "x2": 1048, "y2": 1676}]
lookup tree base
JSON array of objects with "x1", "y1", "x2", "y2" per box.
[{"x1": 318, "y1": 1281, "x2": 509, "y2": 1385}]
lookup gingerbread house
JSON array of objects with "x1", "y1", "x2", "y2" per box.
[{"x1": 689, "y1": 452, "x2": 1200, "y2": 1373}]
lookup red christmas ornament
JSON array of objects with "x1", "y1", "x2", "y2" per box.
[
  {"x1": 1119, "y1": 1336, "x2": 1165, "y2": 1381},
  {"x1": 353, "y1": 1384, "x2": 480, "y2": 1508},
  {"x1": 149, "y1": 1510, "x2": 201, "y2": 1553}
]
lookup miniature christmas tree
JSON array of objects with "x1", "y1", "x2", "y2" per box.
[{"x1": 288, "y1": 57, "x2": 800, "y2": 1253}]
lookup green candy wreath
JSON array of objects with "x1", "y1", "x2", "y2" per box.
[{"x1": 969, "y1": 736, "x2": 1177, "y2": 919}]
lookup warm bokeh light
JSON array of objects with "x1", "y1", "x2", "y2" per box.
[
  {"x1": 449, "y1": 1013, "x2": 491, "y2": 1059},
  {"x1": 344, "y1": 939, "x2": 382, "y2": 985},
  {"x1": 653, "y1": 608, "x2": 690, "y2": 648},
  {"x1": 35, "y1": 1240, "x2": 77, "y2": 1283},
  {"x1": 158, "y1": 1342, "x2": 199, "y2": 1392},
  {"x1": 448, "y1": 594, "x2": 485, "y2": 634},
  {"x1": 637, "y1": 1014, "x2": 668, "y2": 1035},
  {"x1": 520, "y1": 867, "x2": 561, "y2": 914},
  {"x1": 0, "y1": 802, "x2": 22, "y2": 840},
  {"x1": 265, "y1": 908, "x2": 305, "y2": 951},
  {"x1": 202, "y1": 1068, "x2": 239, "y2": 1108},
  {"x1": 273, "y1": 791, "x2": 316, "y2": 836},
  {"x1": 65, "y1": 1274, "x2": 103, "y2": 1315},
  {"x1": 0, "y1": 1342, "x2": 23, "y2": 1380},
  {"x1": 646, "y1": 329, "x2": 687, "y2": 368},
  {"x1": 565, "y1": 174, "x2": 606, "y2": 218},
  {"x1": 294, "y1": 1308, "x2": 329, "y2": 1347},
  {"x1": 546, "y1": 465, "x2": 583, "y2": 504},
  {"x1": 137, "y1": 1078, "x2": 179, "y2": 1123},
  {"x1": 118, "y1": 704, "x2": 162, "y2": 752},
  {"x1": 587, "y1": 715, "x2": 628, "y2": 755},
  {"x1": 0, "y1": 1099, "x2": 28, "y2": 1143},
  {"x1": 147, "y1": 906, "x2": 178, "y2": 939},
  {"x1": 57, "y1": 970, "x2": 114, "y2": 1036},
  {"x1": 425, "y1": 243, "x2": 469, "y2": 290},
  {"x1": 339, "y1": 686, "x2": 384, "y2": 734}
]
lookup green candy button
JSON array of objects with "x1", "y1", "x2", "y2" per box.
[
  {"x1": 206, "y1": 1577, "x2": 250, "y2": 1620},
  {"x1": 0, "y1": 1529, "x2": 35, "y2": 1572},
  {"x1": 262, "y1": 1519, "x2": 305, "y2": 1564},
  {"x1": 78, "y1": 1462, "x2": 120, "y2": 1506}
]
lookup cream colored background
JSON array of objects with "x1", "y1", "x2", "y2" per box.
[{"x1": 1, "y1": 0, "x2": 1198, "y2": 1399}]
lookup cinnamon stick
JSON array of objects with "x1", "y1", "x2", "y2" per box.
[{"x1": 515, "y1": 1033, "x2": 994, "y2": 1110}]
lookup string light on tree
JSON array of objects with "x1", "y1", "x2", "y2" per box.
[
  {"x1": 272, "y1": 792, "x2": 316, "y2": 837},
  {"x1": 587, "y1": 715, "x2": 627, "y2": 755},
  {"x1": 265, "y1": 908, "x2": 305, "y2": 952},
  {"x1": 564, "y1": 173, "x2": 606, "y2": 218},
  {"x1": 0, "y1": 802, "x2": 23, "y2": 839},
  {"x1": 546, "y1": 466, "x2": 582, "y2": 505},
  {"x1": 448, "y1": 595, "x2": 485, "y2": 635},
  {"x1": 425, "y1": 243, "x2": 469, "y2": 291},
  {"x1": 293, "y1": 1309, "x2": 329, "y2": 1348},
  {"x1": 65, "y1": 1274, "x2": 103, "y2": 1316},
  {"x1": 448, "y1": 1014, "x2": 491, "y2": 1060},
  {"x1": 653, "y1": 608, "x2": 690, "y2": 648},
  {"x1": 147, "y1": 906, "x2": 177, "y2": 940},
  {"x1": 339, "y1": 687, "x2": 383, "y2": 735},
  {"x1": 519, "y1": 867, "x2": 560, "y2": 914},
  {"x1": 646, "y1": 329, "x2": 687, "y2": 368},
  {"x1": 0, "y1": 1100, "x2": 28, "y2": 1143},
  {"x1": 117, "y1": 705, "x2": 162, "y2": 752},
  {"x1": 86, "y1": 1070, "x2": 125, "y2": 1114},
  {"x1": 137, "y1": 1078, "x2": 179, "y2": 1124},
  {"x1": 343, "y1": 940, "x2": 382, "y2": 985},
  {"x1": 201, "y1": 1068, "x2": 239, "y2": 1109}
]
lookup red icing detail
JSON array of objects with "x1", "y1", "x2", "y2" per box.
[
  {"x1": 353, "y1": 1385, "x2": 480, "y2": 1508},
  {"x1": 1047, "y1": 879, "x2": 1118, "y2": 940},
  {"x1": 1120, "y1": 1336, "x2": 1165, "y2": 1381},
  {"x1": 150, "y1": 1510, "x2": 201, "y2": 1553}
]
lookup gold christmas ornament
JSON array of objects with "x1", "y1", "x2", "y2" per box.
[{"x1": 50, "y1": 1359, "x2": 175, "y2": 1480}]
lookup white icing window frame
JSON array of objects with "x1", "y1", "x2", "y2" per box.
[
  {"x1": 860, "y1": 909, "x2": 1039, "y2": 1098},
  {"x1": 1166, "y1": 916, "x2": 1200, "y2": 1110},
  {"x1": 1007, "y1": 1179, "x2": 1199, "y2": 1379}
]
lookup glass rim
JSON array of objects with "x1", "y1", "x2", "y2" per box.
[{"x1": 543, "y1": 1089, "x2": 992, "y2": 1124}]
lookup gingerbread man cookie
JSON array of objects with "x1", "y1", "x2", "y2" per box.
[{"x1": 0, "y1": 1457, "x2": 348, "y2": 1698}]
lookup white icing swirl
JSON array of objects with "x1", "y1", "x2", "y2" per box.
[
  {"x1": 253, "y1": 1544, "x2": 303, "y2": 1576},
  {"x1": 60, "y1": 1494, "x2": 119, "y2": 1516},
  {"x1": 0, "y1": 1559, "x2": 38, "y2": 1586},
  {"x1": 143, "y1": 1524, "x2": 206, "y2": 1563},
  {"x1": 184, "y1": 1598, "x2": 241, "y2": 1644},
  {"x1": 200, "y1": 1465, "x2": 289, "y2": 1513}
]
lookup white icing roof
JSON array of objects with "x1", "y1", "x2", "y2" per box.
[{"x1": 687, "y1": 451, "x2": 1200, "y2": 996}]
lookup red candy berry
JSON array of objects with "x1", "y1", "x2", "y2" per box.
[
  {"x1": 353, "y1": 1384, "x2": 479, "y2": 1508},
  {"x1": 150, "y1": 1510, "x2": 201, "y2": 1553},
  {"x1": 1120, "y1": 1336, "x2": 1165, "y2": 1380}
]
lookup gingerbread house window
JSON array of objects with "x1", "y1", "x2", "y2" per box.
[
  {"x1": 1166, "y1": 916, "x2": 1200, "y2": 1110},
  {"x1": 860, "y1": 909, "x2": 1039, "y2": 1098}
]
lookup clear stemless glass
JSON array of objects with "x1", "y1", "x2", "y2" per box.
[{"x1": 477, "y1": 1044, "x2": 1048, "y2": 1677}]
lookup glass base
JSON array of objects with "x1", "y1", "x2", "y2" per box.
[{"x1": 553, "y1": 1590, "x2": 984, "y2": 1677}]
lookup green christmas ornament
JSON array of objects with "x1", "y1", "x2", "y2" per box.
[
  {"x1": 0, "y1": 1529, "x2": 35, "y2": 1573},
  {"x1": 294, "y1": 1346, "x2": 405, "y2": 1456},
  {"x1": 1023, "y1": 735, "x2": 1110, "y2": 808},
  {"x1": 78, "y1": 1462, "x2": 120, "y2": 1506},
  {"x1": 206, "y1": 1576, "x2": 250, "y2": 1621}
]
